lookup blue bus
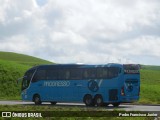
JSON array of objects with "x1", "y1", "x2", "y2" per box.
[{"x1": 21, "y1": 63, "x2": 140, "y2": 107}]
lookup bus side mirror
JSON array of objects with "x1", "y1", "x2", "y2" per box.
[{"x1": 17, "y1": 76, "x2": 27, "y2": 84}]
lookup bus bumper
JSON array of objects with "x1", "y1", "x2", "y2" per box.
[
  {"x1": 121, "y1": 96, "x2": 139, "y2": 103},
  {"x1": 21, "y1": 90, "x2": 32, "y2": 101}
]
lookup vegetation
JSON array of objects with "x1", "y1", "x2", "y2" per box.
[
  {"x1": 141, "y1": 65, "x2": 160, "y2": 71},
  {"x1": 139, "y1": 69, "x2": 160, "y2": 104},
  {"x1": 0, "y1": 51, "x2": 160, "y2": 104},
  {"x1": 0, "y1": 51, "x2": 53, "y2": 99},
  {"x1": 0, "y1": 51, "x2": 53, "y2": 66}
]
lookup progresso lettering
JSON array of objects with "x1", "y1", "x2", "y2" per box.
[{"x1": 44, "y1": 81, "x2": 70, "y2": 87}]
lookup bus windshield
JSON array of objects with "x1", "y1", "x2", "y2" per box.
[
  {"x1": 123, "y1": 64, "x2": 140, "y2": 74},
  {"x1": 22, "y1": 69, "x2": 35, "y2": 91}
]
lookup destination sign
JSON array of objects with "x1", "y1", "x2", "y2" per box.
[{"x1": 124, "y1": 70, "x2": 139, "y2": 74}]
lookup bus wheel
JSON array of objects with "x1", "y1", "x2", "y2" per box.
[
  {"x1": 33, "y1": 94, "x2": 42, "y2": 105},
  {"x1": 112, "y1": 103, "x2": 120, "y2": 107},
  {"x1": 94, "y1": 95, "x2": 103, "y2": 107},
  {"x1": 51, "y1": 102, "x2": 57, "y2": 105},
  {"x1": 83, "y1": 94, "x2": 94, "y2": 106}
]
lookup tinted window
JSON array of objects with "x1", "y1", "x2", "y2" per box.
[
  {"x1": 22, "y1": 69, "x2": 35, "y2": 90},
  {"x1": 25, "y1": 69, "x2": 35, "y2": 81},
  {"x1": 97, "y1": 68, "x2": 103, "y2": 78},
  {"x1": 97, "y1": 67, "x2": 108, "y2": 79},
  {"x1": 70, "y1": 68, "x2": 82, "y2": 80},
  {"x1": 32, "y1": 69, "x2": 46, "y2": 82},
  {"x1": 102, "y1": 68, "x2": 108, "y2": 78},
  {"x1": 46, "y1": 69, "x2": 58, "y2": 80},
  {"x1": 58, "y1": 69, "x2": 70, "y2": 80},
  {"x1": 83, "y1": 68, "x2": 96, "y2": 79},
  {"x1": 108, "y1": 67, "x2": 119, "y2": 78}
]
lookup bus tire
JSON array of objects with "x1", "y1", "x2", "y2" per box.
[
  {"x1": 94, "y1": 95, "x2": 103, "y2": 107},
  {"x1": 83, "y1": 94, "x2": 94, "y2": 106},
  {"x1": 51, "y1": 102, "x2": 57, "y2": 105},
  {"x1": 112, "y1": 102, "x2": 120, "y2": 107},
  {"x1": 33, "y1": 94, "x2": 42, "y2": 105}
]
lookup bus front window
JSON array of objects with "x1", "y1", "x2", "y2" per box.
[{"x1": 22, "y1": 69, "x2": 35, "y2": 91}]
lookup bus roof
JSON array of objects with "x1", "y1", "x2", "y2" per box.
[{"x1": 26, "y1": 63, "x2": 124, "y2": 71}]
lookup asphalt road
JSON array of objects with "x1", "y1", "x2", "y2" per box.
[{"x1": 0, "y1": 100, "x2": 160, "y2": 111}]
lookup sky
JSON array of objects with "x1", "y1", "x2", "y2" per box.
[{"x1": 0, "y1": 0, "x2": 160, "y2": 65}]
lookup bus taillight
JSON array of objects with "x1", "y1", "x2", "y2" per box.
[{"x1": 121, "y1": 86, "x2": 125, "y2": 96}]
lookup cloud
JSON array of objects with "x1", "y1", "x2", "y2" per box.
[{"x1": 0, "y1": 0, "x2": 160, "y2": 65}]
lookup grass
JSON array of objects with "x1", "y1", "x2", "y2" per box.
[
  {"x1": 0, "y1": 51, "x2": 53, "y2": 100},
  {"x1": 139, "y1": 69, "x2": 160, "y2": 104},
  {"x1": 141, "y1": 65, "x2": 160, "y2": 71},
  {"x1": 0, "y1": 105, "x2": 154, "y2": 120},
  {"x1": 0, "y1": 51, "x2": 53, "y2": 66},
  {"x1": 0, "y1": 59, "x2": 29, "y2": 99}
]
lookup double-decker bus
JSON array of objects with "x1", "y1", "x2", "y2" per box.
[{"x1": 21, "y1": 63, "x2": 140, "y2": 107}]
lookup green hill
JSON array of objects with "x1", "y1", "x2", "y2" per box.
[
  {"x1": 140, "y1": 64, "x2": 160, "y2": 104},
  {"x1": 141, "y1": 64, "x2": 160, "y2": 71},
  {"x1": 140, "y1": 69, "x2": 160, "y2": 104},
  {"x1": 0, "y1": 51, "x2": 53, "y2": 66},
  {"x1": 0, "y1": 51, "x2": 53, "y2": 99}
]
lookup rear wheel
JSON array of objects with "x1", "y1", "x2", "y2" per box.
[
  {"x1": 83, "y1": 94, "x2": 94, "y2": 106},
  {"x1": 94, "y1": 95, "x2": 103, "y2": 107},
  {"x1": 112, "y1": 103, "x2": 120, "y2": 107},
  {"x1": 33, "y1": 94, "x2": 42, "y2": 105}
]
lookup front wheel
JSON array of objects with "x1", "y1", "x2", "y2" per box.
[{"x1": 33, "y1": 95, "x2": 42, "y2": 105}]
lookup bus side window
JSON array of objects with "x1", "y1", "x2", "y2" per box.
[
  {"x1": 108, "y1": 67, "x2": 119, "y2": 79},
  {"x1": 46, "y1": 69, "x2": 58, "y2": 80},
  {"x1": 102, "y1": 68, "x2": 108, "y2": 78},
  {"x1": 97, "y1": 67, "x2": 108, "y2": 79},
  {"x1": 97, "y1": 68, "x2": 103, "y2": 79},
  {"x1": 83, "y1": 68, "x2": 96, "y2": 79},
  {"x1": 32, "y1": 69, "x2": 46, "y2": 82},
  {"x1": 119, "y1": 68, "x2": 122, "y2": 73},
  {"x1": 70, "y1": 68, "x2": 82, "y2": 80},
  {"x1": 83, "y1": 69, "x2": 88, "y2": 79},
  {"x1": 58, "y1": 69, "x2": 70, "y2": 80},
  {"x1": 66, "y1": 70, "x2": 70, "y2": 79}
]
